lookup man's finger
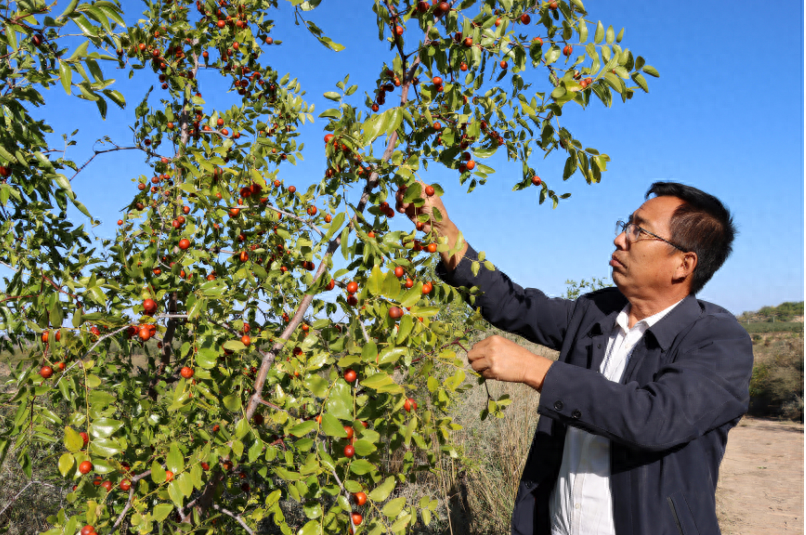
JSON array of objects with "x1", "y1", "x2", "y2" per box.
[{"x1": 469, "y1": 356, "x2": 489, "y2": 374}]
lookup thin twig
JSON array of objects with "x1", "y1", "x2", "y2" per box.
[
  {"x1": 0, "y1": 480, "x2": 56, "y2": 519},
  {"x1": 326, "y1": 445, "x2": 357, "y2": 534},
  {"x1": 109, "y1": 469, "x2": 151, "y2": 532},
  {"x1": 53, "y1": 324, "x2": 133, "y2": 386},
  {"x1": 211, "y1": 504, "x2": 254, "y2": 534}
]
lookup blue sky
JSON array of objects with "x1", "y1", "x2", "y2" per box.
[{"x1": 34, "y1": 0, "x2": 803, "y2": 316}]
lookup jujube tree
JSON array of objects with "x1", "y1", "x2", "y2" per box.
[{"x1": 0, "y1": 0, "x2": 657, "y2": 533}]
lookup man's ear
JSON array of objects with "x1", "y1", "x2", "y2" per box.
[{"x1": 673, "y1": 251, "x2": 697, "y2": 284}]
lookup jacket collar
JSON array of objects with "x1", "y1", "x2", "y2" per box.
[
  {"x1": 588, "y1": 291, "x2": 702, "y2": 351},
  {"x1": 645, "y1": 293, "x2": 702, "y2": 351}
]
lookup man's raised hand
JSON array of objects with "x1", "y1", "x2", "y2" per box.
[{"x1": 394, "y1": 180, "x2": 449, "y2": 235}]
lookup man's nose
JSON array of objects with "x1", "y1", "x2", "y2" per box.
[{"x1": 613, "y1": 231, "x2": 628, "y2": 250}]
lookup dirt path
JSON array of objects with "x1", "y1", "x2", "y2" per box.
[{"x1": 716, "y1": 417, "x2": 804, "y2": 534}]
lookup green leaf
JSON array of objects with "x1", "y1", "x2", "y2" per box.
[
  {"x1": 360, "y1": 372, "x2": 394, "y2": 390},
  {"x1": 196, "y1": 348, "x2": 218, "y2": 369},
  {"x1": 168, "y1": 480, "x2": 184, "y2": 507},
  {"x1": 235, "y1": 418, "x2": 251, "y2": 440},
  {"x1": 248, "y1": 438, "x2": 263, "y2": 463},
  {"x1": 349, "y1": 459, "x2": 375, "y2": 475},
  {"x1": 190, "y1": 463, "x2": 203, "y2": 489},
  {"x1": 102, "y1": 89, "x2": 125, "y2": 109},
  {"x1": 323, "y1": 91, "x2": 341, "y2": 101},
  {"x1": 298, "y1": 520, "x2": 321, "y2": 535},
  {"x1": 321, "y1": 413, "x2": 347, "y2": 437},
  {"x1": 382, "y1": 269, "x2": 401, "y2": 300},
  {"x1": 317, "y1": 35, "x2": 345, "y2": 52},
  {"x1": 90, "y1": 418, "x2": 123, "y2": 439},
  {"x1": 59, "y1": 63, "x2": 72, "y2": 95},
  {"x1": 352, "y1": 439, "x2": 377, "y2": 456},
  {"x1": 64, "y1": 426, "x2": 83, "y2": 453},
  {"x1": 49, "y1": 300, "x2": 63, "y2": 328},
  {"x1": 594, "y1": 21, "x2": 604, "y2": 44},
  {"x1": 188, "y1": 298, "x2": 206, "y2": 321},
  {"x1": 543, "y1": 45, "x2": 561, "y2": 65},
  {"x1": 642, "y1": 65, "x2": 659, "y2": 77},
  {"x1": 53, "y1": 174, "x2": 74, "y2": 198},
  {"x1": 152, "y1": 504, "x2": 173, "y2": 522},
  {"x1": 369, "y1": 476, "x2": 396, "y2": 502},
  {"x1": 324, "y1": 379, "x2": 352, "y2": 420},
  {"x1": 396, "y1": 315, "x2": 413, "y2": 344},
  {"x1": 605, "y1": 25, "x2": 614, "y2": 44},
  {"x1": 340, "y1": 224, "x2": 350, "y2": 261},
  {"x1": 58, "y1": 453, "x2": 75, "y2": 477},
  {"x1": 232, "y1": 439, "x2": 244, "y2": 459},
  {"x1": 632, "y1": 72, "x2": 649, "y2": 93},
  {"x1": 378, "y1": 347, "x2": 406, "y2": 366},
  {"x1": 382, "y1": 497, "x2": 406, "y2": 517},
  {"x1": 361, "y1": 341, "x2": 378, "y2": 363},
  {"x1": 223, "y1": 340, "x2": 247, "y2": 352},
  {"x1": 222, "y1": 393, "x2": 242, "y2": 412},
  {"x1": 289, "y1": 420, "x2": 317, "y2": 437},
  {"x1": 178, "y1": 472, "x2": 193, "y2": 497},
  {"x1": 362, "y1": 110, "x2": 389, "y2": 144},
  {"x1": 4, "y1": 23, "x2": 17, "y2": 51},
  {"x1": 322, "y1": 211, "x2": 346, "y2": 242},
  {"x1": 366, "y1": 265, "x2": 383, "y2": 296},
  {"x1": 167, "y1": 442, "x2": 184, "y2": 473},
  {"x1": 151, "y1": 461, "x2": 166, "y2": 484},
  {"x1": 304, "y1": 374, "x2": 328, "y2": 397},
  {"x1": 89, "y1": 390, "x2": 115, "y2": 408},
  {"x1": 90, "y1": 437, "x2": 123, "y2": 458}
]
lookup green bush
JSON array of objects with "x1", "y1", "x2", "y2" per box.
[{"x1": 748, "y1": 338, "x2": 804, "y2": 422}]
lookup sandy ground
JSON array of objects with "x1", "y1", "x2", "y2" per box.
[{"x1": 716, "y1": 417, "x2": 804, "y2": 534}]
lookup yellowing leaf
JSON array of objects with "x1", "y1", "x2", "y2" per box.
[
  {"x1": 64, "y1": 426, "x2": 83, "y2": 453},
  {"x1": 58, "y1": 453, "x2": 75, "y2": 477}
]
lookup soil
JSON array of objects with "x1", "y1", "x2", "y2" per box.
[{"x1": 716, "y1": 417, "x2": 804, "y2": 534}]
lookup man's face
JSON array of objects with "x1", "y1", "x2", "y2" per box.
[{"x1": 610, "y1": 196, "x2": 688, "y2": 299}]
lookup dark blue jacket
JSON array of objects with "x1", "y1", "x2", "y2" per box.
[{"x1": 435, "y1": 244, "x2": 754, "y2": 535}]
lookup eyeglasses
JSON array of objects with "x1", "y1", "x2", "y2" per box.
[{"x1": 615, "y1": 220, "x2": 687, "y2": 252}]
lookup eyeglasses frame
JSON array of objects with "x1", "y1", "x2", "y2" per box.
[{"x1": 615, "y1": 219, "x2": 688, "y2": 253}]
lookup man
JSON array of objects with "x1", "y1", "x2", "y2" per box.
[{"x1": 395, "y1": 182, "x2": 753, "y2": 535}]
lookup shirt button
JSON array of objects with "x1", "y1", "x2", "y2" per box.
[
  {"x1": 571, "y1": 409, "x2": 581, "y2": 419},
  {"x1": 554, "y1": 400, "x2": 564, "y2": 411},
  {"x1": 575, "y1": 503, "x2": 581, "y2": 509}
]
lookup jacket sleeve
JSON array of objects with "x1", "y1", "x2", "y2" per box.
[
  {"x1": 435, "y1": 243, "x2": 576, "y2": 352},
  {"x1": 537, "y1": 313, "x2": 754, "y2": 451}
]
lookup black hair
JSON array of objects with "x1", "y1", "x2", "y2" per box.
[{"x1": 645, "y1": 182, "x2": 737, "y2": 295}]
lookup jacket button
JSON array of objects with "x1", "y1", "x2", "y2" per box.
[
  {"x1": 597, "y1": 343, "x2": 602, "y2": 349},
  {"x1": 571, "y1": 409, "x2": 581, "y2": 419},
  {"x1": 554, "y1": 400, "x2": 564, "y2": 411}
]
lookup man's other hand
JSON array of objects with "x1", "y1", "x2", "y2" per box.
[{"x1": 467, "y1": 335, "x2": 553, "y2": 392}]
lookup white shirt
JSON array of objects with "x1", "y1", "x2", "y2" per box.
[{"x1": 549, "y1": 299, "x2": 684, "y2": 535}]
